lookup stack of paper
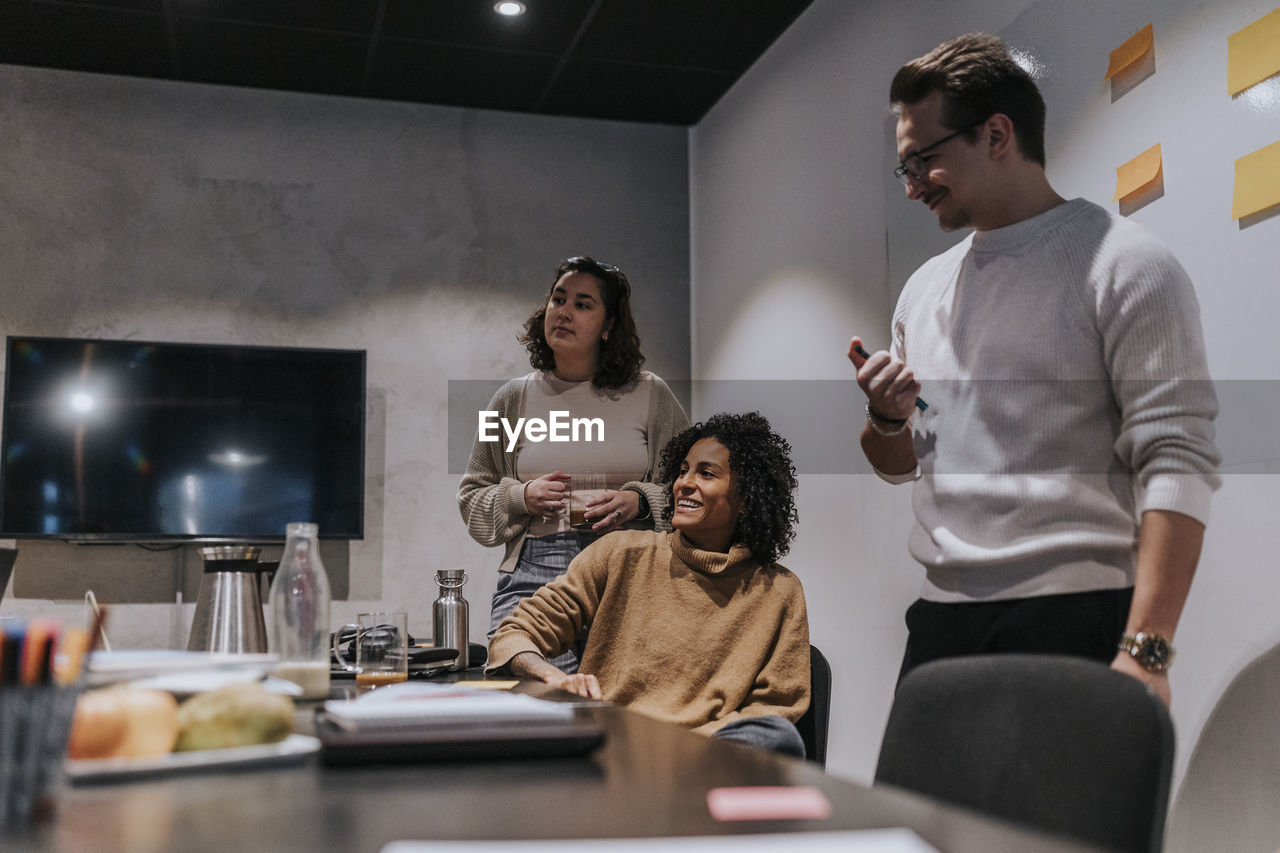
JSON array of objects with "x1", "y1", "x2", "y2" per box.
[{"x1": 322, "y1": 682, "x2": 575, "y2": 732}]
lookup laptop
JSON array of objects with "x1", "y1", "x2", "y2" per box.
[{"x1": 315, "y1": 682, "x2": 605, "y2": 765}]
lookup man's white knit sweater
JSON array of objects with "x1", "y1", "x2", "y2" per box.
[{"x1": 885, "y1": 198, "x2": 1220, "y2": 602}]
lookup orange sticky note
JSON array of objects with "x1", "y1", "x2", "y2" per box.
[
  {"x1": 1113, "y1": 143, "x2": 1163, "y2": 201},
  {"x1": 1228, "y1": 8, "x2": 1280, "y2": 96},
  {"x1": 1231, "y1": 139, "x2": 1280, "y2": 219},
  {"x1": 1105, "y1": 23, "x2": 1154, "y2": 80},
  {"x1": 707, "y1": 786, "x2": 832, "y2": 821}
]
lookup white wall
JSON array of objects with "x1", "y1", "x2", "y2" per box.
[
  {"x1": 691, "y1": 0, "x2": 1280, "y2": 820},
  {"x1": 0, "y1": 65, "x2": 690, "y2": 649}
]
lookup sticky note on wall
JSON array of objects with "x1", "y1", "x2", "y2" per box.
[
  {"x1": 1228, "y1": 7, "x2": 1280, "y2": 96},
  {"x1": 1105, "y1": 23, "x2": 1154, "y2": 80},
  {"x1": 1114, "y1": 143, "x2": 1163, "y2": 201},
  {"x1": 1232, "y1": 139, "x2": 1280, "y2": 219}
]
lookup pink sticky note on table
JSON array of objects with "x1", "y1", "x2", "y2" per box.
[{"x1": 706, "y1": 786, "x2": 833, "y2": 821}]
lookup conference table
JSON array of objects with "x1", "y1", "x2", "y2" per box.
[{"x1": 11, "y1": 677, "x2": 1106, "y2": 853}]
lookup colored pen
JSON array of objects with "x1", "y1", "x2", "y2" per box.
[
  {"x1": 35, "y1": 634, "x2": 55, "y2": 685},
  {"x1": 21, "y1": 621, "x2": 56, "y2": 685},
  {"x1": 1, "y1": 621, "x2": 23, "y2": 687},
  {"x1": 852, "y1": 343, "x2": 929, "y2": 412}
]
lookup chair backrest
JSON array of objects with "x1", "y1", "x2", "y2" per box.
[
  {"x1": 1165, "y1": 642, "x2": 1280, "y2": 853},
  {"x1": 874, "y1": 654, "x2": 1174, "y2": 853},
  {"x1": 795, "y1": 644, "x2": 831, "y2": 766}
]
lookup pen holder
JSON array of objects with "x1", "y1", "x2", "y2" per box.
[{"x1": 0, "y1": 684, "x2": 81, "y2": 833}]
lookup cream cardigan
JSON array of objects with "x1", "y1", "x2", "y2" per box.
[{"x1": 457, "y1": 371, "x2": 688, "y2": 573}]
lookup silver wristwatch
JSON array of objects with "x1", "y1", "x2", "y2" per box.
[{"x1": 1118, "y1": 631, "x2": 1175, "y2": 673}]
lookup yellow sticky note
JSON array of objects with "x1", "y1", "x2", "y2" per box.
[
  {"x1": 1228, "y1": 8, "x2": 1280, "y2": 96},
  {"x1": 1105, "y1": 23, "x2": 1154, "y2": 80},
  {"x1": 458, "y1": 679, "x2": 519, "y2": 690},
  {"x1": 1232, "y1": 139, "x2": 1280, "y2": 219},
  {"x1": 1113, "y1": 143, "x2": 1163, "y2": 201}
]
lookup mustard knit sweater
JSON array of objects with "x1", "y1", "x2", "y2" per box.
[{"x1": 488, "y1": 530, "x2": 810, "y2": 735}]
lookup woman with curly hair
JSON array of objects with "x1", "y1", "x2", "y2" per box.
[
  {"x1": 487, "y1": 412, "x2": 810, "y2": 757},
  {"x1": 458, "y1": 256, "x2": 688, "y2": 673}
]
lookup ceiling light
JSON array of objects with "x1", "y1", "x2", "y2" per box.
[
  {"x1": 494, "y1": 1, "x2": 526, "y2": 16},
  {"x1": 69, "y1": 390, "x2": 95, "y2": 414}
]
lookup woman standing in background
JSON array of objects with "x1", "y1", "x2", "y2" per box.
[{"x1": 457, "y1": 256, "x2": 689, "y2": 673}]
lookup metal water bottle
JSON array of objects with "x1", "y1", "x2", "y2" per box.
[{"x1": 432, "y1": 569, "x2": 469, "y2": 671}]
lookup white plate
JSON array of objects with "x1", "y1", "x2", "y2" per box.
[
  {"x1": 85, "y1": 651, "x2": 278, "y2": 686},
  {"x1": 65, "y1": 733, "x2": 321, "y2": 784},
  {"x1": 127, "y1": 672, "x2": 303, "y2": 698}
]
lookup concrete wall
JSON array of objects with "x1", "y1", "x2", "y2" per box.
[
  {"x1": 0, "y1": 64, "x2": 690, "y2": 648},
  {"x1": 690, "y1": 0, "x2": 1280, "y2": 829}
]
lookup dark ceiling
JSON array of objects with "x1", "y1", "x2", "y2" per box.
[{"x1": 0, "y1": 0, "x2": 817, "y2": 126}]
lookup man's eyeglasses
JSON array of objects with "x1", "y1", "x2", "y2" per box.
[{"x1": 893, "y1": 123, "x2": 981, "y2": 186}]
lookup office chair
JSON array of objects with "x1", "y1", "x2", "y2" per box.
[
  {"x1": 874, "y1": 654, "x2": 1174, "y2": 853},
  {"x1": 795, "y1": 644, "x2": 831, "y2": 766}
]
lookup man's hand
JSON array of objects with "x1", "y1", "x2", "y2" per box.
[
  {"x1": 1111, "y1": 651, "x2": 1171, "y2": 707},
  {"x1": 1112, "y1": 509, "x2": 1206, "y2": 710},
  {"x1": 848, "y1": 336, "x2": 919, "y2": 476},
  {"x1": 848, "y1": 336, "x2": 920, "y2": 422}
]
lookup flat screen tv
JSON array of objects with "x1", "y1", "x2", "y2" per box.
[{"x1": 1, "y1": 336, "x2": 365, "y2": 542}]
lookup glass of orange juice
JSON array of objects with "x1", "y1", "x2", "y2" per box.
[{"x1": 333, "y1": 611, "x2": 409, "y2": 691}]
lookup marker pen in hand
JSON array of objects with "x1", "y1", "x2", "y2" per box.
[{"x1": 851, "y1": 344, "x2": 928, "y2": 412}]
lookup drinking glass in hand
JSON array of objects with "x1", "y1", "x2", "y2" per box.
[{"x1": 570, "y1": 470, "x2": 606, "y2": 528}]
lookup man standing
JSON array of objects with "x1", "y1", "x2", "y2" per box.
[{"x1": 849, "y1": 33, "x2": 1219, "y2": 704}]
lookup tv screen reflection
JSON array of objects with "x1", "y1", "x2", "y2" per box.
[{"x1": 1, "y1": 337, "x2": 365, "y2": 540}]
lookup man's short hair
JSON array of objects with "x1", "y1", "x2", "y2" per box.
[{"x1": 890, "y1": 33, "x2": 1047, "y2": 167}]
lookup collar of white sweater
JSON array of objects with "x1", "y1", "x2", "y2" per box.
[{"x1": 971, "y1": 196, "x2": 1084, "y2": 254}]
